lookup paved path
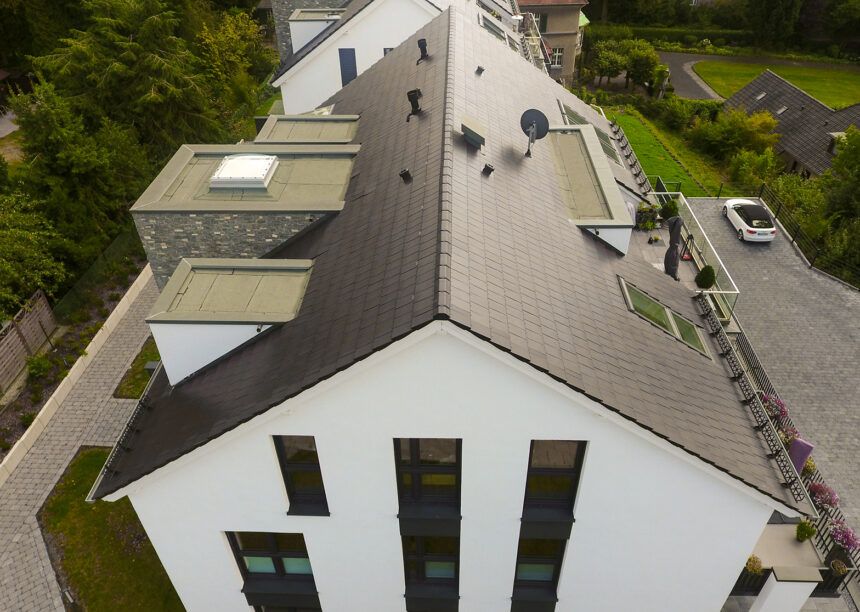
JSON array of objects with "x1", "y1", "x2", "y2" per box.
[
  {"x1": 0, "y1": 276, "x2": 157, "y2": 611},
  {"x1": 658, "y1": 51, "x2": 860, "y2": 100},
  {"x1": 689, "y1": 198, "x2": 860, "y2": 531}
]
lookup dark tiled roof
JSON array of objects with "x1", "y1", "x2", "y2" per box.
[
  {"x1": 95, "y1": 9, "x2": 804, "y2": 514},
  {"x1": 726, "y1": 69, "x2": 860, "y2": 176},
  {"x1": 271, "y1": 0, "x2": 439, "y2": 84}
]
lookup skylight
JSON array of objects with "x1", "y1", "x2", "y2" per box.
[
  {"x1": 621, "y1": 280, "x2": 708, "y2": 355},
  {"x1": 560, "y1": 103, "x2": 620, "y2": 163},
  {"x1": 755, "y1": 92, "x2": 767, "y2": 101},
  {"x1": 776, "y1": 106, "x2": 788, "y2": 115},
  {"x1": 210, "y1": 155, "x2": 279, "y2": 189}
]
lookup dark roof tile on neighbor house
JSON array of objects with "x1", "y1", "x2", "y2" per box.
[
  {"x1": 727, "y1": 69, "x2": 860, "y2": 176},
  {"x1": 95, "y1": 7, "x2": 807, "y2": 515}
]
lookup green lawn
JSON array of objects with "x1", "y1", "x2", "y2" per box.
[
  {"x1": 693, "y1": 62, "x2": 860, "y2": 109},
  {"x1": 114, "y1": 336, "x2": 160, "y2": 398},
  {"x1": 39, "y1": 448, "x2": 184, "y2": 611},
  {"x1": 611, "y1": 111, "x2": 711, "y2": 197}
]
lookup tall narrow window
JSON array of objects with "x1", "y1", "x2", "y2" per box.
[
  {"x1": 514, "y1": 538, "x2": 566, "y2": 585},
  {"x1": 524, "y1": 440, "x2": 586, "y2": 513},
  {"x1": 403, "y1": 535, "x2": 459, "y2": 583},
  {"x1": 394, "y1": 438, "x2": 461, "y2": 506},
  {"x1": 274, "y1": 436, "x2": 329, "y2": 515},
  {"x1": 227, "y1": 532, "x2": 321, "y2": 610},
  {"x1": 338, "y1": 48, "x2": 357, "y2": 86}
]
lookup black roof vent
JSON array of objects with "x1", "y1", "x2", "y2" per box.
[
  {"x1": 417, "y1": 38, "x2": 429, "y2": 64},
  {"x1": 407, "y1": 89, "x2": 423, "y2": 122}
]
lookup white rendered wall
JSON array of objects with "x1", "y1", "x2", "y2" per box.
[
  {"x1": 122, "y1": 322, "x2": 779, "y2": 612},
  {"x1": 276, "y1": 0, "x2": 441, "y2": 114},
  {"x1": 149, "y1": 323, "x2": 271, "y2": 385},
  {"x1": 749, "y1": 573, "x2": 818, "y2": 612},
  {"x1": 290, "y1": 19, "x2": 338, "y2": 53}
]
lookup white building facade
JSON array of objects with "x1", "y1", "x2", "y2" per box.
[{"x1": 107, "y1": 323, "x2": 789, "y2": 612}]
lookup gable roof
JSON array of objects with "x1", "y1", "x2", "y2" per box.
[
  {"x1": 271, "y1": 0, "x2": 441, "y2": 86},
  {"x1": 94, "y1": 8, "x2": 806, "y2": 515},
  {"x1": 726, "y1": 69, "x2": 860, "y2": 176}
]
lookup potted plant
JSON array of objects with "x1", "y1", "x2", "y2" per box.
[
  {"x1": 761, "y1": 394, "x2": 788, "y2": 421},
  {"x1": 830, "y1": 520, "x2": 859, "y2": 553},
  {"x1": 660, "y1": 200, "x2": 679, "y2": 220},
  {"x1": 695, "y1": 265, "x2": 715, "y2": 289},
  {"x1": 796, "y1": 519, "x2": 817, "y2": 542},
  {"x1": 745, "y1": 555, "x2": 763, "y2": 575},
  {"x1": 802, "y1": 457, "x2": 816, "y2": 478},
  {"x1": 809, "y1": 482, "x2": 840, "y2": 510},
  {"x1": 831, "y1": 560, "x2": 848, "y2": 576}
]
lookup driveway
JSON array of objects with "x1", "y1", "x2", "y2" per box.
[
  {"x1": 658, "y1": 51, "x2": 860, "y2": 101},
  {"x1": 688, "y1": 197, "x2": 860, "y2": 530}
]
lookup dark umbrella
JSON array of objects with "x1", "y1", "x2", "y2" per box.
[{"x1": 663, "y1": 216, "x2": 684, "y2": 281}]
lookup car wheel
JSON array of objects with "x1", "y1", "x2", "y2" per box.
[
  {"x1": 737, "y1": 228, "x2": 744, "y2": 241},
  {"x1": 722, "y1": 206, "x2": 728, "y2": 217}
]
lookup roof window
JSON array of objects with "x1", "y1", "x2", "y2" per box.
[
  {"x1": 755, "y1": 92, "x2": 767, "y2": 101},
  {"x1": 620, "y1": 279, "x2": 708, "y2": 355},
  {"x1": 776, "y1": 106, "x2": 788, "y2": 115},
  {"x1": 560, "y1": 102, "x2": 620, "y2": 163},
  {"x1": 210, "y1": 155, "x2": 279, "y2": 189}
]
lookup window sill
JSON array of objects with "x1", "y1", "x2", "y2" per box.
[
  {"x1": 242, "y1": 575, "x2": 320, "y2": 608},
  {"x1": 398, "y1": 504, "x2": 461, "y2": 537},
  {"x1": 405, "y1": 582, "x2": 459, "y2": 612},
  {"x1": 511, "y1": 585, "x2": 558, "y2": 612},
  {"x1": 520, "y1": 506, "x2": 574, "y2": 539},
  {"x1": 287, "y1": 502, "x2": 330, "y2": 517}
]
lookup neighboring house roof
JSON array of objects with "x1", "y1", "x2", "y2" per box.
[
  {"x1": 94, "y1": 8, "x2": 805, "y2": 515},
  {"x1": 726, "y1": 69, "x2": 860, "y2": 176},
  {"x1": 271, "y1": 0, "x2": 440, "y2": 86},
  {"x1": 579, "y1": 11, "x2": 589, "y2": 27}
]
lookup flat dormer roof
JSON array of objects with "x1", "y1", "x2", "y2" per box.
[
  {"x1": 289, "y1": 8, "x2": 346, "y2": 20},
  {"x1": 148, "y1": 258, "x2": 314, "y2": 324},
  {"x1": 131, "y1": 144, "x2": 359, "y2": 213},
  {"x1": 255, "y1": 115, "x2": 360, "y2": 144}
]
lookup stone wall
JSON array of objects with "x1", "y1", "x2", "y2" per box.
[{"x1": 134, "y1": 211, "x2": 326, "y2": 288}]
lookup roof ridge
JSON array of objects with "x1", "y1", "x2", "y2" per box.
[{"x1": 435, "y1": 9, "x2": 456, "y2": 318}]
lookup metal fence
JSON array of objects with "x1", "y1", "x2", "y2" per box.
[{"x1": 759, "y1": 184, "x2": 859, "y2": 289}]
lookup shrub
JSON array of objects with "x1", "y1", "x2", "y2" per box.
[
  {"x1": 19, "y1": 412, "x2": 35, "y2": 428},
  {"x1": 714, "y1": 38, "x2": 725, "y2": 47},
  {"x1": 0, "y1": 438, "x2": 10, "y2": 452},
  {"x1": 809, "y1": 482, "x2": 840, "y2": 510},
  {"x1": 98, "y1": 307, "x2": 110, "y2": 318},
  {"x1": 660, "y1": 200, "x2": 679, "y2": 219},
  {"x1": 683, "y1": 34, "x2": 697, "y2": 46},
  {"x1": 30, "y1": 387, "x2": 43, "y2": 404},
  {"x1": 802, "y1": 457, "x2": 816, "y2": 478},
  {"x1": 695, "y1": 265, "x2": 716, "y2": 289},
  {"x1": 796, "y1": 520, "x2": 817, "y2": 542},
  {"x1": 109, "y1": 292, "x2": 121, "y2": 301},
  {"x1": 688, "y1": 108, "x2": 779, "y2": 161},
  {"x1": 745, "y1": 555, "x2": 763, "y2": 575},
  {"x1": 26, "y1": 354, "x2": 53, "y2": 381},
  {"x1": 729, "y1": 149, "x2": 784, "y2": 190}
]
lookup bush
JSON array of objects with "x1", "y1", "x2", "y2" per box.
[
  {"x1": 660, "y1": 200, "x2": 679, "y2": 219},
  {"x1": 714, "y1": 38, "x2": 725, "y2": 47},
  {"x1": 688, "y1": 108, "x2": 779, "y2": 161},
  {"x1": 695, "y1": 265, "x2": 716, "y2": 289},
  {"x1": 796, "y1": 520, "x2": 817, "y2": 542},
  {"x1": 19, "y1": 412, "x2": 36, "y2": 429},
  {"x1": 629, "y1": 26, "x2": 754, "y2": 47},
  {"x1": 26, "y1": 354, "x2": 53, "y2": 381},
  {"x1": 729, "y1": 149, "x2": 784, "y2": 190},
  {"x1": 683, "y1": 34, "x2": 697, "y2": 46}
]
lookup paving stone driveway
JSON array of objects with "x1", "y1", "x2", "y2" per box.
[
  {"x1": 689, "y1": 198, "x2": 860, "y2": 530},
  {"x1": 0, "y1": 277, "x2": 157, "y2": 611}
]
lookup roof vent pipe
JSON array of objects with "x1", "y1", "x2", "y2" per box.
[
  {"x1": 417, "y1": 38, "x2": 429, "y2": 64},
  {"x1": 406, "y1": 89, "x2": 422, "y2": 122}
]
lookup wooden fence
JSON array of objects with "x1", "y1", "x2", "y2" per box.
[{"x1": 0, "y1": 290, "x2": 57, "y2": 395}]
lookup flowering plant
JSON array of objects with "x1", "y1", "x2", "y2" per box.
[
  {"x1": 802, "y1": 457, "x2": 816, "y2": 478},
  {"x1": 830, "y1": 520, "x2": 860, "y2": 552},
  {"x1": 762, "y1": 394, "x2": 788, "y2": 420},
  {"x1": 779, "y1": 427, "x2": 799, "y2": 449},
  {"x1": 809, "y1": 482, "x2": 840, "y2": 510}
]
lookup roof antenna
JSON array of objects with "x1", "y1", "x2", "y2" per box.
[
  {"x1": 520, "y1": 109, "x2": 549, "y2": 157},
  {"x1": 417, "y1": 38, "x2": 429, "y2": 65},
  {"x1": 406, "y1": 89, "x2": 422, "y2": 122}
]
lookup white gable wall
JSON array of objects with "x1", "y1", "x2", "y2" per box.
[
  {"x1": 122, "y1": 322, "x2": 779, "y2": 612},
  {"x1": 276, "y1": 0, "x2": 442, "y2": 114}
]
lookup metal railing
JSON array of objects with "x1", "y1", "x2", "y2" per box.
[
  {"x1": 759, "y1": 184, "x2": 859, "y2": 289},
  {"x1": 518, "y1": 12, "x2": 549, "y2": 75},
  {"x1": 609, "y1": 121, "x2": 651, "y2": 193}
]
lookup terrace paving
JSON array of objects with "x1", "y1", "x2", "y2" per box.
[{"x1": 0, "y1": 276, "x2": 158, "y2": 611}]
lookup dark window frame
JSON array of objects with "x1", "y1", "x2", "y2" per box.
[
  {"x1": 513, "y1": 537, "x2": 567, "y2": 589},
  {"x1": 394, "y1": 438, "x2": 462, "y2": 507},
  {"x1": 402, "y1": 535, "x2": 460, "y2": 586},
  {"x1": 537, "y1": 13, "x2": 549, "y2": 32},
  {"x1": 227, "y1": 532, "x2": 315, "y2": 582},
  {"x1": 273, "y1": 436, "x2": 330, "y2": 516},
  {"x1": 523, "y1": 440, "x2": 586, "y2": 514}
]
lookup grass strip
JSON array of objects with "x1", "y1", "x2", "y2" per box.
[
  {"x1": 39, "y1": 447, "x2": 184, "y2": 612},
  {"x1": 114, "y1": 336, "x2": 160, "y2": 398}
]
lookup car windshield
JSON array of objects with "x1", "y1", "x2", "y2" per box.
[{"x1": 737, "y1": 204, "x2": 773, "y2": 229}]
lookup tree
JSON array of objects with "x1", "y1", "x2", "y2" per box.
[
  {"x1": 746, "y1": 0, "x2": 803, "y2": 47},
  {"x1": 0, "y1": 192, "x2": 67, "y2": 318},
  {"x1": 820, "y1": 127, "x2": 860, "y2": 225},
  {"x1": 620, "y1": 40, "x2": 660, "y2": 89},
  {"x1": 32, "y1": 0, "x2": 222, "y2": 160},
  {"x1": 592, "y1": 41, "x2": 626, "y2": 86},
  {"x1": 688, "y1": 107, "x2": 779, "y2": 161},
  {"x1": 827, "y1": 0, "x2": 860, "y2": 46}
]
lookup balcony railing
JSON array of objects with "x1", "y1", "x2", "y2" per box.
[{"x1": 518, "y1": 12, "x2": 550, "y2": 75}]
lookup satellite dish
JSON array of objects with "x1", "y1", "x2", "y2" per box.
[{"x1": 520, "y1": 109, "x2": 549, "y2": 157}]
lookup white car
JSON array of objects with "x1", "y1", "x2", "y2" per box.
[{"x1": 722, "y1": 199, "x2": 777, "y2": 242}]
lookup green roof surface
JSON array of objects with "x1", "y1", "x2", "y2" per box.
[{"x1": 255, "y1": 115, "x2": 360, "y2": 144}]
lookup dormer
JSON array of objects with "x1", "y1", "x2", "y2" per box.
[{"x1": 288, "y1": 8, "x2": 346, "y2": 53}]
